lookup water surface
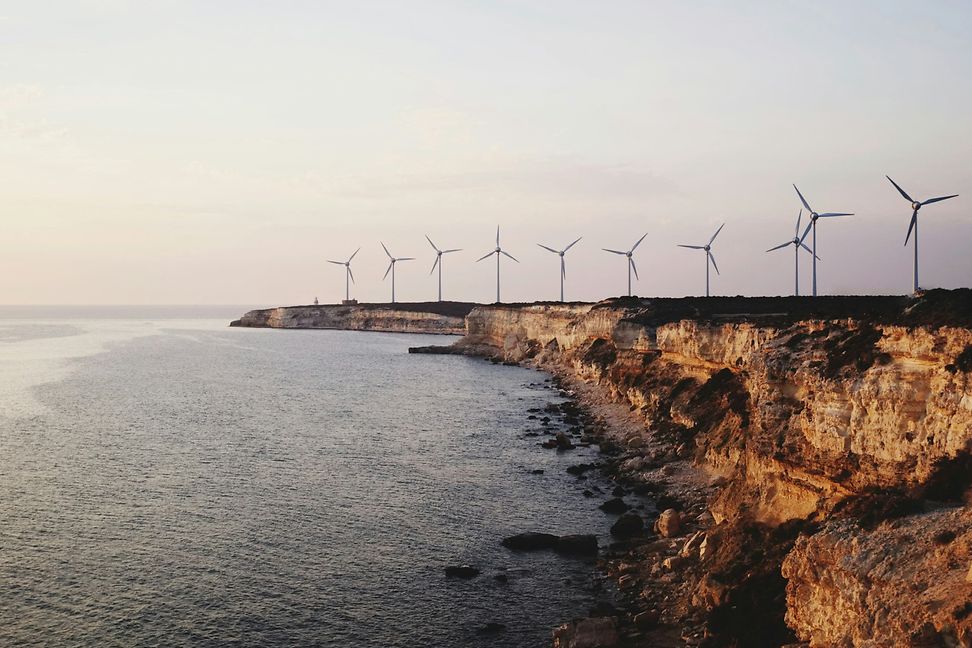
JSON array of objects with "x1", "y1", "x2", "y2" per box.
[{"x1": 0, "y1": 312, "x2": 615, "y2": 647}]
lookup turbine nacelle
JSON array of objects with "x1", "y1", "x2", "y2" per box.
[{"x1": 912, "y1": 201, "x2": 922, "y2": 212}]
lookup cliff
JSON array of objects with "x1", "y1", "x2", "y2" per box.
[
  {"x1": 412, "y1": 290, "x2": 972, "y2": 647},
  {"x1": 230, "y1": 301, "x2": 477, "y2": 335}
]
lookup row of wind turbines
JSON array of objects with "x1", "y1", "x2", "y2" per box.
[{"x1": 327, "y1": 178, "x2": 958, "y2": 303}]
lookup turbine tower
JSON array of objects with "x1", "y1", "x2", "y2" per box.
[
  {"x1": 537, "y1": 237, "x2": 582, "y2": 302},
  {"x1": 603, "y1": 233, "x2": 647, "y2": 297},
  {"x1": 426, "y1": 235, "x2": 461, "y2": 302},
  {"x1": 326, "y1": 247, "x2": 360, "y2": 302},
  {"x1": 793, "y1": 185, "x2": 853, "y2": 296},
  {"x1": 765, "y1": 210, "x2": 817, "y2": 296},
  {"x1": 677, "y1": 223, "x2": 724, "y2": 297},
  {"x1": 381, "y1": 242, "x2": 414, "y2": 303},
  {"x1": 476, "y1": 226, "x2": 518, "y2": 303},
  {"x1": 886, "y1": 176, "x2": 958, "y2": 294}
]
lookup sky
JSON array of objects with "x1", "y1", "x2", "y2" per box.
[{"x1": 1, "y1": 0, "x2": 970, "y2": 305}]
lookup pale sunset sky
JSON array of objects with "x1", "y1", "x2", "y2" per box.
[{"x1": 1, "y1": 1, "x2": 970, "y2": 305}]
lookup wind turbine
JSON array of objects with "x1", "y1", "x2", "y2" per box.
[
  {"x1": 793, "y1": 185, "x2": 853, "y2": 296},
  {"x1": 677, "y1": 223, "x2": 724, "y2": 297},
  {"x1": 380, "y1": 242, "x2": 414, "y2": 303},
  {"x1": 765, "y1": 210, "x2": 817, "y2": 296},
  {"x1": 327, "y1": 247, "x2": 360, "y2": 302},
  {"x1": 603, "y1": 233, "x2": 647, "y2": 297},
  {"x1": 426, "y1": 235, "x2": 461, "y2": 302},
  {"x1": 537, "y1": 237, "x2": 582, "y2": 302},
  {"x1": 476, "y1": 226, "x2": 518, "y2": 303},
  {"x1": 886, "y1": 176, "x2": 958, "y2": 294}
]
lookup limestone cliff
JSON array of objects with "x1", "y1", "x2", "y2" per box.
[
  {"x1": 230, "y1": 302, "x2": 476, "y2": 335},
  {"x1": 413, "y1": 290, "x2": 972, "y2": 647}
]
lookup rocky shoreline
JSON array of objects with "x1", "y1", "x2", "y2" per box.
[{"x1": 410, "y1": 290, "x2": 972, "y2": 647}]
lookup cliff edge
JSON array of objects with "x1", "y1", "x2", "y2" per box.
[
  {"x1": 230, "y1": 301, "x2": 477, "y2": 335},
  {"x1": 412, "y1": 289, "x2": 972, "y2": 647}
]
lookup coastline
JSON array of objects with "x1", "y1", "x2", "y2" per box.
[{"x1": 407, "y1": 290, "x2": 972, "y2": 647}]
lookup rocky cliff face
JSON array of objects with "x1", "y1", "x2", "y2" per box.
[
  {"x1": 231, "y1": 302, "x2": 475, "y2": 335},
  {"x1": 436, "y1": 291, "x2": 972, "y2": 646}
]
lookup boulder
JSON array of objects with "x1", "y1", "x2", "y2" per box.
[
  {"x1": 599, "y1": 498, "x2": 630, "y2": 514},
  {"x1": 502, "y1": 532, "x2": 559, "y2": 551},
  {"x1": 657, "y1": 509, "x2": 682, "y2": 538},
  {"x1": 556, "y1": 534, "x2": 599, "y2": 557},
  {"x1": 552, "y1": 617, "x2": 619, "y2": 648},
  {"x1": 633, "y1": 609, "x2": 660, "y2": 628},
  {"x1": 444, "y1": 565, "x2": 480, "y2": 578},
  {"x1": 610, "y1": 513, "x2": 644, "y2": 537},
  {"x1": 475, "y1": 622, "x2": 506, "y2": 635},
  {"x1": 556, "y1": 432, "x2": 576, "y2": 450}
]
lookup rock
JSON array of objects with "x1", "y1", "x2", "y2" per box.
[
  {"x1": 531, "y1": 469, "x2": 544, "y2": 475},
  {"x1": 967, "y1": 561, "x2": 972, "y2": 584},
  {"x1": 567, "y1": 463, "x2": 596, "y2": 476},
  {"x1": 501, "y1": 532, "x2": 559, "y2": 551},
  {"x1": 475, "y1": 622, "x2": 506, "y2": 635},
  {"x1": 556, "y1": 534, "x2": 599, "y2": 557},
  {"x1": 610, "y1": 513, "x2": 645, "y2": 537},
  {"x1": 599, "y1": 498, "x2": 630, "y2": 514},
  {"x1": 633, "y1": 609, "x2": 660, "y2": 628},
  {"x1": 657, "y1": 509, "x2": 682, "y2": 538},
  {"x1": 556, "y1": 432, "x2": 576, "y2": 450},
  {"x1": 494, "y1": 573, "x2": 508, "y2": 583},
  {"x1": 589, "y1": 601, "x2": 620, "y2": 617},
  {"x1": 617, "y1": 574, "x2": 638, "y2": 589},
  {"x1": 661, "y1": 555, "x2": 686, "y2": 571},
  {"x1": 611, "y1": 485, "x2": 626, "y2": 497},
  {"x1": 552, "y1": 617, "x2": 619, "y2": 648},
  {"x1": 679, "y1": 531, "x2": 705, "y2": 558},
  {"x1": 444, "y1": 565, "x2": 480, "y2": 578},
  {"x1": 693, "y1": 574, "x2": 730, "y2": 609},
  {"x1": 582, "y1": 490, "x2": 594, "y2": 498}
]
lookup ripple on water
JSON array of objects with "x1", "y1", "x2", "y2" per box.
[{"x1": 0, "y1": 325, "x2": 616, "y2": 647}]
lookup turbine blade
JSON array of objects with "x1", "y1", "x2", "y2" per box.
[
  {"x1": 430, "y1": 255, "x2": 439, "y2": 274},
  {"x1": 561, "y1": 256, "x2": 566, "y2": 279},
  {"x1": 381, "y1": 241, "x2": 391, "y2": 259},
  {"x1": 630, "y1": 232, "x2": 648, "y2": 252},
  {"x1": 398, "y1": 257, "x2": 415, "y2": 261},
  {"x1": 708, "y1": 222, "x2": 725, "y2": 245},
  {"x1": 564, "y1": 236, "x2": 582, "y2": 251},
  {"x1": 795, "y1": 210, "x2": 802, "y2": 237},
  {"x1": 885, "y1": 175, "x2": 913, "y2": 203},
  {"x1": 603, "y1": 248, "x2": 626, "y2": 255},
  {"x1": 677, "y1": 244, "x2": 703, "y2": 249},
  {"x1": 800, "y1": 221, "x2": 813, "y2": 242},
  {"x1": 348, "y1": 266, "x2": 355, "y2": 283},
  {"x1": 476, "y1": 251, "x2": 495, "y2": 262},
  {"x1": 501, "y1": 250, "x2": 519, "y2": 262},
  {"x1": 425, "y1": 235, "x2": 439, "y2": 252},
  {"x1": 383, "y1": 261, "x2": 393, "y2": 280},
  {"x1": 327, "y1": 260, "x2": 345, "y2": 265},
  {"x1": 707, "y1": 250, "x2": 720, "y2": 275},
  {"x1": 442, "y1": 249, "x2": 462, "y2": 253},
  {"x1": 629, "y1": 257, "x2": 639, "y2": 280},
  {"x1": 921, "y1": 194, "x2": 958, "y2": 206},
  {"x1": 496, "y1": 225, "x2": 500, "y2": 246},
  {"x1": 817, "y1": 212, "x2": 853, "y2": 218},
  {"x1": 793, "y1": 184, "x2": 812, "y2": 213},
  {"x1": 537, "y1": 243, "x2": 559, "y2": 254},
  {"x1": 348, "y1": 247, "x2": 361, "y2": 262},
  {"x1": 799, "y1": 242, "x2": 819, "y2": 260},
  {"x1": 766, "y1": 241, "x2": 791, "y2": 252},
  {"x1": 904, "y1": 210, "x2": 917, "y2": 245}
]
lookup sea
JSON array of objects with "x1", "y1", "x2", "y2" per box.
[{"x1": 0, "y1": 307, "x2": 620, "y2": 647}]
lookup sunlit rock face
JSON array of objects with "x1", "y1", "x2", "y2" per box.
[{"x1": 782, "y1": 507, "x2": 972, "y2": 647}]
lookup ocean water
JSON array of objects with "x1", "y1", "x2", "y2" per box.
[{"x1": 0, "y1": 309, "x2": 618, "y2": 647}]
